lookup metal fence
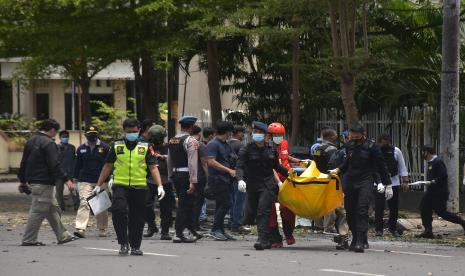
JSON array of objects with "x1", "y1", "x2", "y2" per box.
[{"x1": 315, "y1": 106, "x2": 441, "y2": 187}]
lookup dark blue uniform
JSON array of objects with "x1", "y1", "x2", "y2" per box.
[
  {"x1": 338, "y1": 139, "x2": 391, "y2": 249},
  {"x1": 236, "y1": 142, "x2": 288, "y2": 248},
  {"x1": 74, "y1": 141, "x2": 110, "y2": 183},
  {"x1": 420, "y1": 157, "x2": 465, "y2": 233}
]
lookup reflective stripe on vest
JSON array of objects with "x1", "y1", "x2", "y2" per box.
[{"x1": 113, "y1": 141, "x2": 148, "y2": 187}]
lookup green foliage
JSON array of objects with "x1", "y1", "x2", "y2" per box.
[
  {"x1": 90, "y1": 101, "x2": 133, "y2": 143},
  {"x1": 0, "y1": 113, "x2": 39, "y2": 145}
]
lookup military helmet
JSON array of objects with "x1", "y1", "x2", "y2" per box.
[{"x1": 148, "y1": 125, "x2": 167, "y2": 140}]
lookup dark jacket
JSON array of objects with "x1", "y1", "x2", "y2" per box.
[
  {"x1": 18, "y1": 132, "x2": 69, "y2": 185},
  {"x1": 426, "y1": 157, "x2": 448, "y2": 195},
  {"x1": 236, "y1": 142, "x2": 289, "y2": 192},
  {"x1": 57, "y1": 143, "x2": 76, "y2": 176},
  {"x1": 339, "y1": 139, "x2": 392, "y2": 185},
  {"x1": 74, "y1": 140, "x2": 110, "y2": 183}
]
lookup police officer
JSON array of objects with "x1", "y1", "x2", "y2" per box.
[
  {"x1": 56, "y1": 130, "x2": 79, "y2": 211},
  {"x1": 415, "y1": 145, "x2": 465, "y2": 238},
  {"x1": 138, "y1": 119, "x2": 159, "y2": 237},
  {"x1": 167, "y1": 116, "x2": 201, "y2": 243},
  {"x1": 315, "y1": 128, "x2": 350, "y2": 250},
  {"x1": 95, "y1": 118, "x2": 165, "y2": 256},
  {"x1": 236, "y1": 121, "x2": 290, "y2": 250},
  {"x1": 144, "y1": 125, "x2": 176, "y2": 240},
  {"x1": 329, "y1": 123, "x2": 392, "y2": 253},
  {"x1": 74, "y1": 126, "x2": 110, "y2": 238}
]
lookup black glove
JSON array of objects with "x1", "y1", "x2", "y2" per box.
[{"x1": 19, "y1": 183, "x2": 31, "y2": 195}]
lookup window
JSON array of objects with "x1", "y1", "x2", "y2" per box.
[
  {"x1": 36, "y1": 94, "x2": 49, "y2": 120},
  {"x1": 0, "y1": 81, "x2": 13, "y2": 114},
  {"x1": 106, "y1": 80, "x2": 112, "y2": 87},
  {"x1": 96, "y1": 80, "x2": 101, "y2": 87}
]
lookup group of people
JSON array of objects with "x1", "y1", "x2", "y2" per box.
[{"x1": 17, "y1": 117, "x2": 465, "y2": 256}]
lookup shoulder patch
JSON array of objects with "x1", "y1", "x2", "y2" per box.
[
  {"x1": 138, "y1": 147, "x2": 146, "y2": 155},
  {"x1": 116, "y1": 145, "x2": 125, "y2": 154}
]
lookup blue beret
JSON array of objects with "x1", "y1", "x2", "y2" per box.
[
  {"x1": 252, "y1": 121, "x2": 268, "y2": 133},
  {"x1": 178, "y1": 116, "x2": 197, "y2": 125},
  {"x1": 342, "y1": 130, "x2": 349, "y2": 138}
]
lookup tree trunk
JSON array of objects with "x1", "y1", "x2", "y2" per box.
[
  {"x1": 440, "y1": 0, "x2": 460, "y2": 212},
  {"x1": 340, "y1": 72, "x2": 359, "y2": 127},
  {"x1": 290, "y1": 35, "x2": 300, "y2": 146},
  {"x1": 141, "y1": 53, "x2": 159, "y2": 121},
  {"x1": 78, "y1": 77, "x2": 92, "y2": 127},
  {"x1": 206, "y1": 40, "x2": 222, "y2": 127}
]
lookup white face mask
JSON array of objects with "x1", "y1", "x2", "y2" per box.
[{"x1": 273, "y1": 136, "x2": 284, "y2": 144}]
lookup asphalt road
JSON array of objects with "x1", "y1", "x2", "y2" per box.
[{"x1": 1, "y1": 182, "x2": 464, "y2": 276}]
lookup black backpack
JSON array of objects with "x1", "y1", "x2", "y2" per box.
[
  {"x1": 313, "y1": 143, "x2": 332, "y2": 173},
  {"x1": 381, "y1": 146, "x2": 398, "y2": 176}
]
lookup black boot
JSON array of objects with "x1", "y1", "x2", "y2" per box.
[
  {"x1": 354, "y1": 232, "x2": 365, "y2": 253},
  {"x1": 160, "y1": 233, "x2": 172, "y2": 240},
  {"x1": 144, "y1": 228, "x2": 157, "y2": 238},
  {"x1": 363, "y1": 232, "x2": 369, "y2": 249},
  {"x1": 335, "y1": 235, "x2": 349, "y2": 250},
  {"x1": 189, "y1": 229, "x2": 203, "y2": 240},
  {"x1": 348, "y1": 235, "x2": 357, "y2": 251},
  {"x1": 119, "y1": 244, "x2": 129, "y2": 256}
]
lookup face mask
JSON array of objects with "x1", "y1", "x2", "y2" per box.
[
  {"x1": 60, "y1": 137, "x2": 69, "y2": 144},
  {"x1": 352, "y1": 138, "x2": 363, "y2": 144},
  {"x1": 252, "y1": 133, "x2": 265, "y2": 142},
  {"x1": 86, "y1": 134, "x2": 98, "y2": 143},
  {"x1": 273, "y1": 136, "x2": 284, "y2": 144},
  {"x1": 125, "y1": 133, "x2": 139, "y2": 142}
]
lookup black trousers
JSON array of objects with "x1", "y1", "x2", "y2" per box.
[
  {"x1": 193, "y1": 176, "x2": 207, "y2": 229},
  {"x1": 420, "y1": 192, "x2": 464, "y2": 232},
  {"x1": 345, "y1": 180, "x2": 372, "y2": 235},
  {"x1": 243, "y1": 187, "x2": 276, "y2": 243},
  {"x1": 374, "y1": 185, "x2": 400, "y2": 232},
  {"x1": 145, "y1": 182, "x2": 175, "y2": 234},
  {"x1": 211, "y1": 184, "x2": 232, "y2": 233},
  {"x1": 111, "y1": 186, "x2": 147, "y2": 249},
  {"x1": 173, "y1": 172, "x2": 195, "y2": 236}
]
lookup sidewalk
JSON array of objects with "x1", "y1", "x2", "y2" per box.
[{"x1": 0, "y1": 174, "x2": 18, "y2": 183}]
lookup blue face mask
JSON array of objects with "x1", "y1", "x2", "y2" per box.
[
  {"x1": 252, "y1": 133, "x2": 265, "y2": 142},
  {"x1": 60, "y1": 137, "x2": 69, "y2": 144},
  {"x1": 125, "y1": 133, "x2": 139, "y2": 142}
]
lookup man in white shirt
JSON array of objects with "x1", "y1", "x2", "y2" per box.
[{"x1": 375, "y1": 134, "x2": 409, "y2": 237}]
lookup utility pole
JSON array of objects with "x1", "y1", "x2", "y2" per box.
[{"x1": 440, "y1": 0, "x2": 461, "y2": 212}]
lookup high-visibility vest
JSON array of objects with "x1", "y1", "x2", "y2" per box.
[{"x1": 113, "y1": 140, "x2": 148, "y2": 187}]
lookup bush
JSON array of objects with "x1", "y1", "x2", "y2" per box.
[
  {"x1": 0, "y1": 113, "x2": 39, "y2": 146},
  {"x1": 90, "y1": 101, "x2": 134, "y2": 143}
]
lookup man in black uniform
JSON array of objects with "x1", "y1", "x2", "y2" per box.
[
  {"x1": 138, "y1": 119, "x2": 159, "y2": 237},
  {"x1": 167, "y1": 116, "x2": 200, "y2": 243},
  {"x1": 143, "y1": 125, "x2": 176, "y2": 240},
  {"x1": 329, "y1": 123, "x2": 393, "y2": 253},
  {"x1": 416, "y1": 145, "x2": 465, "y2": 238},
  {"x1": 236, "y1": 121, "x2": 289, "y2": 250}
]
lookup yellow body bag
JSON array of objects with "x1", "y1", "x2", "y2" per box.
[{"x1": 278, "y1": 161, "x2": 343, "y2": 219}]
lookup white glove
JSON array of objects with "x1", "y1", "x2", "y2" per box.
[
  {"x1": 277, "y1": 181, "x2": 283, "y2": 188},
  {"x1": 108, "y1": 176, "x2": 113, "y2": 189},
  {"x1": 92, "y1": 185, "x2": 101, "y2": 195},
  {"x1": 238, "y1": 180, "x2": 247, "y2": 193},
  {"x1": 385, "y1": 185, "x2": 393, "y2": 200},
  {"x1": 157, "y1": 186, "x2": 166, "y2": 200},
  {"x1": 328, "y1": 168, "x2": 340, "y2": 175},
  {"x1": 463, "y1": 177, "x2": 465, "y2": 185},
  {"x1": 377, "y1": 183, "x2": 385, "y2": 194}
]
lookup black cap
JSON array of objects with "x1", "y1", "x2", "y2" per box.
[{"x1": 85, "y1": 126, "x2": 99, "y2": 134}]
